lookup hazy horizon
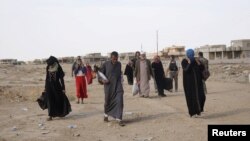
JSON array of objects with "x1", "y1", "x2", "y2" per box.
[{"x1": 1, "y1": 0, "x2": 250, "y2": 61}]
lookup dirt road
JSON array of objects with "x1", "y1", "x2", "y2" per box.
[{"x1": 0, "y1": 64, "x2": 249, "y2": 141}]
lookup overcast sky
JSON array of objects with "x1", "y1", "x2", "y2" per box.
[{"x1": 0, "y1": 0, "x2": 250, "y2": 61}]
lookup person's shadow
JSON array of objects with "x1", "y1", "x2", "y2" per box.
[
  {"x1": 123, "y1": 112, "x2": 176, "y2": 124},
  {"x1": 203, "y1": 108, "x2": 250, "y2": 119}
]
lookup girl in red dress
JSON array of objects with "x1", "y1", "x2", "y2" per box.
[{"x1": 73, "y1": 58, "x2": 88, "y2": 104}]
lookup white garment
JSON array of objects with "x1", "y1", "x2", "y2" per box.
[
  {"x1": 76, "y1": 70, "x2": 85, "y2": 76},
  {"x1": 139, "y1": 60, "x2": 150, "y2": 96}
]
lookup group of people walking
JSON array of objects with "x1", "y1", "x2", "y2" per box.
[
  {"x1": 42, "y1": 56, "x2": 93, "y2": 121},
  {"x1": 40, "y1": 49, "x2": 209, "y2": 126},
  {"x1": 121, "y1": 49, "x2": 209, "y2": 119},
  {"x1": 124, "y1": 51, "x2": 179, "y2": 97}
]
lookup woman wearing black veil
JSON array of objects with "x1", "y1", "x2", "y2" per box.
[
  {"x1": 44, "y1": 56, "x2": 71, "y2": 121},
  {"x1": 181, "y1": 49, "x2": 205, "y2": 117}
]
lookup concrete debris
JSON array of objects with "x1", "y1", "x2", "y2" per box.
[
  {"x1": 21, "y1": 108, "x2": 28, "y2": 111},
  {"x1": 209, "y1": 64, "x2": 250, "y2": 83},
  {"x1": 73, "y1": 133, "x2": 80, "y2": 137},
  {"x1": 41, "y1": 131, "x2": 50, "y2": 134},
  {"x1": 68, "y1": 125, "x2": 77, "y2": 129},
  {"x1": 11, "y1": 126, "x2": 17, "y2": 131}
]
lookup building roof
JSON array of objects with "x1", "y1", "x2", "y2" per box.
[
  {"x1": 231, "y1": 39, "x2": 250, "y2": 42},
  {"x1": 166, "y1": 45, "x2": 185, "y2": 49}
]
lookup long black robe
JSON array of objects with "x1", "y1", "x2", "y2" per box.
[
  {"x1": 101, "y1": 61, "x2": 124, "y2": 120},
  {"x1": 151, "y1": 61, "x2": 165, "y2": 95},
  {"x1": 181, "y1": 59, "x2": 206, "y2": 117},
  {"x1": 45, "y1": 64, "x2": 71, "y2": 117},
  {"x1": 124, "y1": 64, "x2": 133, "y2": 85}
]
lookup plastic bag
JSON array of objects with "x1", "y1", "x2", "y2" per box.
[
  {"x1": 132, "y1": 79, "x2": 139, "y2": 96},
  {"x1": 98, "y1": 71, "x2": 108, "y2": 81}
]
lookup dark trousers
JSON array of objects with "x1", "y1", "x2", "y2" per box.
[{"x1": 170, "y1": 71, "x2": 178, "y2": 91}]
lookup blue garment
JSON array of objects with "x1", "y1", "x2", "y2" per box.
[
  {"x1": 186, "y1": 49, "x2": 195, "y2": 63},
  {"x1": 74, "y1": 65, "x2": 87, "y2": 75}
]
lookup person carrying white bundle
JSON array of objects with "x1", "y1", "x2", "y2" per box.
[
  {"x1": 98, "y1": 71, "x2": 108, "y2": 81},
  {"x1": 99, "y1": 51, "x2": 125, "y2": 126}
]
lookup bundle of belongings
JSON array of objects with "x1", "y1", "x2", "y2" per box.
[{"x1": 37, "y1": 92, "x2": 47, "y2": 110}]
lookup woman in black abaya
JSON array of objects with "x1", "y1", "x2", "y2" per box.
[
  {"x1": 182, "y1": 49, "x2": 206, "y2": 117},
  {"x1": 44, "y1": 56, "x2": 71, "y2": 121}
]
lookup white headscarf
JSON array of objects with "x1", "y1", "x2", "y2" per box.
[{"x1": 140, "y1": 51, "x2": 146, "y2": 60}]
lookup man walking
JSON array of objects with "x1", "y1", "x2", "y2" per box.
[
  {"x1": 198, "y1": 52, "x2": 209, "y2": 94},
  {"x1": 100, "y1": 51, "x2": 125, "y2": 126},
  {"x1": 134, "y1": 52, "x2": 153, "y2": 98},
  {"x1": 166, "y1": 55, "x2": 180, "y2": 92}
]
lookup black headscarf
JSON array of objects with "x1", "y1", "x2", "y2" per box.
[
  {"x1": 46, "y1": 56, "x2": 65, "y2": 78},
  {"x1": 46, "y1": 56, "x2": 59, "y2": 66}
]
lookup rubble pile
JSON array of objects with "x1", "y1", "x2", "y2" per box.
[{"x1": 209, "y1": 64, "x2": 250, "y2": 83}]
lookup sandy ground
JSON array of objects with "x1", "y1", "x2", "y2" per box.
[{"x1": 0, "y1": 64, "x2": 250, "y2": 141}]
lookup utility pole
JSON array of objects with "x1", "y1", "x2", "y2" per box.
[
  {"x1": 156, "y1": 30, "x2": 159, "y2": 56},
  {"x1": 141, "y1": 43, "x2": 143, "y2": 52}
]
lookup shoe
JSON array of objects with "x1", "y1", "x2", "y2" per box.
[
  {"x1": 76, "y1": 101, "x2": 79, "y2": 104},
  {"x1": 118, "y1": 121, "x2": 125, "y2": 126},
  {"x1": 104, "y1": 116, "x2": 108, "y2": 122},
  {"x1": 81, "y1": 101, "x2": 84, "y2": 104},
  {"x1": 169, "y1": 89, "x2": 173, "y2": 92},
  {"x1": 190, "y1": 114, "x2": 201, "y2": 118},
  {"x1": 159, "y1": 94, "x2": 166, "y2": 97}
]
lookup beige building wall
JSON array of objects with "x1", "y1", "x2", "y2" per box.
[
  {"x1": 231, "y1": 39, "x2": 250, "y2": 58},
  {"x1": 119, "y1": 52, "x2": 135, "y2": 63},
  {"x1": 0, "y1": 59, "x2": 17, "y2": 65},
  {"x1": 83, "y1": 53, "x2": 108, "y2": 64},
  {"x1": 196, "y1": 45, "x2": 226, "y2": 60},
  {"x1": 196, "y1": 39, "x2": 250, "y2": 60},
  {"x1": 161, "y1": 45, "x2": 185, "y2": 57}
]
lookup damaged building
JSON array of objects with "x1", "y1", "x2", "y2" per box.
[{"x1": 195, "y1": 39, "x2": 250, "y2": 60}]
